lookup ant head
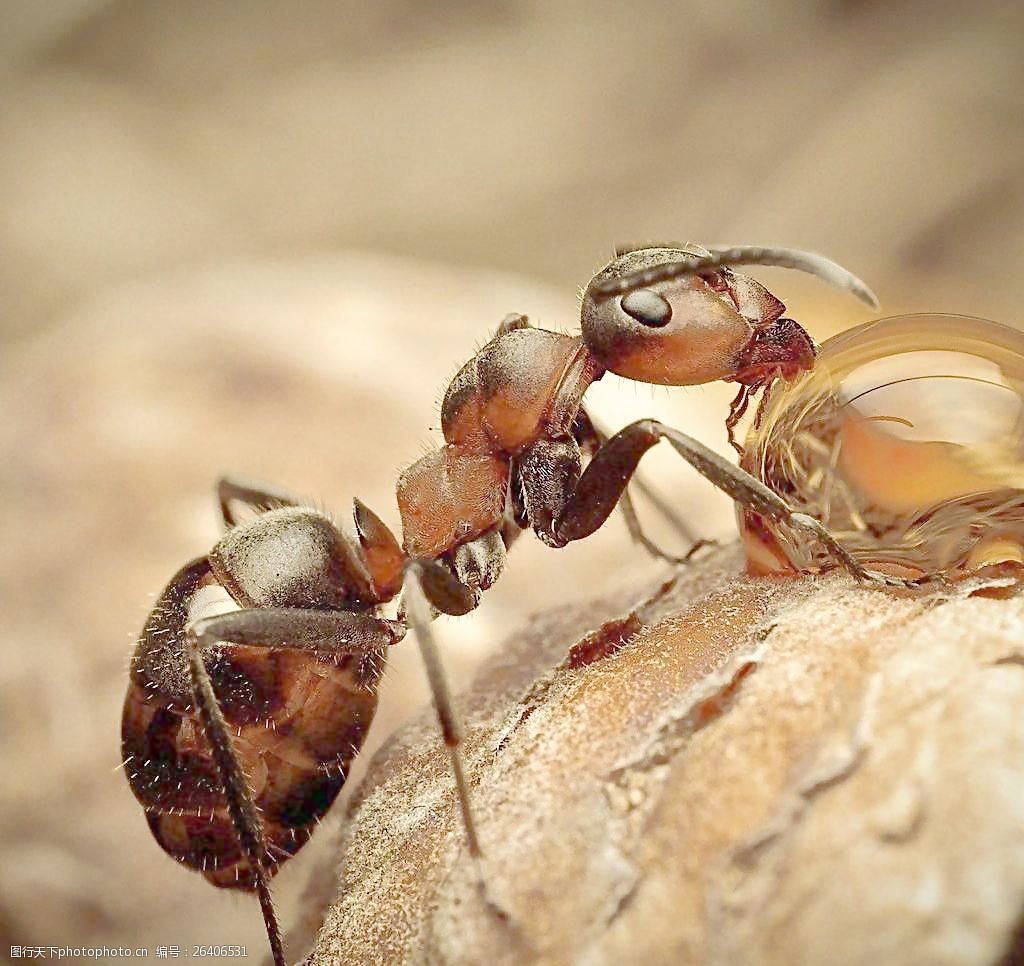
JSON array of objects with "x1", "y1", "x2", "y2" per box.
[
  {"x1": 581, "y1": 245, "x2": 757, "y2": 386},
  {"x1": 580, "y1": 244, "x2": 878, "y2": 387}
]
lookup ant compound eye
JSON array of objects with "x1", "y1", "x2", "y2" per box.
[
  {"x1": 740, "y1": 314, "x2": 1024, "y2": 583},
  {"x1": 620, "y1": 289, "x2": 672, "y2": 327}
]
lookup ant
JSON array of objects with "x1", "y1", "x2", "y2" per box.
[{"x1": 122, "y1": 244, "x2": 907, "y2": 966}]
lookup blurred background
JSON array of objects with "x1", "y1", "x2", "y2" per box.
[{"x1": 1, "y1": 0, "x2": 1022, "y2": 962}]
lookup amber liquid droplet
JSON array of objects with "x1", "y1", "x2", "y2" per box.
[{"x1": 741, "y1": 314, "x2": 1024, "y2": 580}]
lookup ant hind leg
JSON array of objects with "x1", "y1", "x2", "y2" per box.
[
  {"x1": 186, "y1": 606, "x2": 403, "y2": 966},
  {"x1": 216, "y1": 475, "x2": 300, "y2": 528},
  {"x1": 189, "y1": 607, "x2": 404, "y2": 654},
  {"x1": 186, "y1": 635, "x2": 286, "y2": 966}
]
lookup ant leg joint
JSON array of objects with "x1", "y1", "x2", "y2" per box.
[{"x1": 408, "y1": 557, "x2": 479, "y2": 616}]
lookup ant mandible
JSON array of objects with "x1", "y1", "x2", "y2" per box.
[{"x1": 122, "y1": 243, "x2": 904, "y2": 966}]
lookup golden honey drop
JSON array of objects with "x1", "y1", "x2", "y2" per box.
[{"x1": 741, "y1": 314, "x2": 1024, "y2": 580}]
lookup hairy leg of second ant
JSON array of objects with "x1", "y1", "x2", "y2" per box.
[
  {"x1": 524, "y1": 419, "x2": 912, "y2": 588},
  {"x1": 186, "y1": 607, "x2": 403, "y2": 966}
]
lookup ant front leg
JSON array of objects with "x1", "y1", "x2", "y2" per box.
[
  {"x1": 186, "y1": 606, "x2": 403, "y2": 966},
  {"x1": 573, "y1": 408, "x2": 709, "y2": 564},
  {"x1": 524, "y1": 420, "x2": 915, "y2": 588}
]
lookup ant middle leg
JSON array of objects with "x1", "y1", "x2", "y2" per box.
[
  {"x1": 402, "y1": 549, "x2": 524, "y2": 931},
  {"x1": 400, "y1": 531, "x2": 506, "y2": 854}
]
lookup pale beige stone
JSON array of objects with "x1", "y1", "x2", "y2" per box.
[{"x1": 312, "y1": 551, "x2": 1024, "y2": 965}]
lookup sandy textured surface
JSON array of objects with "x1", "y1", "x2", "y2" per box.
[{"x1": 314, "y1": 549, "x2": 1024, "y2": 965}]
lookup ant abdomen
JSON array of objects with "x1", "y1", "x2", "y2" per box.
[
  {"x1": 123, "y1": 512, "x2": 387, "y2": 888},
  {"x1": 125, "y1": 663, "x2": 374, "y2": 889},
  {"x1": 212, "y1": 506, "x2": 378, "y2": 610}
]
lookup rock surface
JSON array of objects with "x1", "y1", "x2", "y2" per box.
[{"x1": 313, "y1": 549, "x2": 1024, "y2": 965}]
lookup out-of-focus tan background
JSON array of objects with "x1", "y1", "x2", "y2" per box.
[{"x1": 1, "y1": 1, "x2": 1022, "y2": 962}]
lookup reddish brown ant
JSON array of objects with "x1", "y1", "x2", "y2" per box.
[{"x1": 122, "y1": 244, "x2": 906, "y2": 965}]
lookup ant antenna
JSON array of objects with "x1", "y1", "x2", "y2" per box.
[{"x1": 593, "y1": 246, "x2": 879, "y2": 309}]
